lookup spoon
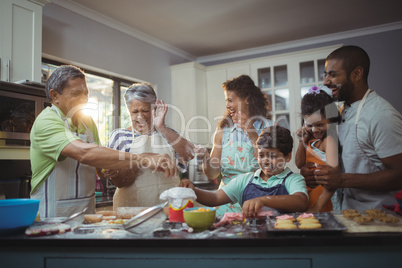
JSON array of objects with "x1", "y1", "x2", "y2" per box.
[{"x1": 61, "y1": 207, "x2": 88, "y2": 223}]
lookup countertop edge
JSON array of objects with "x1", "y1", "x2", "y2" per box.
[{"x1": 2, "y1": 232, "x2": 401, "y2": 248}]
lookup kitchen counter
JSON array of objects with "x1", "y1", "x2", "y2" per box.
[
  {"x1": 1, "y1": 214, "x2": 402, "y2": 267},
  {"x1": 95, "y1": 195, "x2": 113, "y2": 208}
]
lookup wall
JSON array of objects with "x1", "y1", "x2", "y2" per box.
[
  {"x1": 42, "y1": 3, "x2": 402, "y2": 116},
  {"x1": 200, "y1": 29, "x2": 402, "y2": 114},
  {"x1": 41, "y1": 3, "x2": 189, "y2": 112}
]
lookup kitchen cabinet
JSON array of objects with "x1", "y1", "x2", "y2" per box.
[
  {"x1": 2, "y1": 228, "x2": 402, "y2": 267},
  {"x1": 205, "y1": 68, "x2": 226, "y2": 145},
  {"x1": 0, "y1": 0, "x2": 45, "y2": 83},
  {"x1": 170, "y1": 62, "x2": 209, "y2": 145}
]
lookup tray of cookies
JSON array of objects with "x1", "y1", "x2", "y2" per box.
[
  {"x1": 266, "y1": 212, "x2": 347, "y2": 233},
  {"x1": 341, "y1": 208, "x2": 401, "y2": 226}
]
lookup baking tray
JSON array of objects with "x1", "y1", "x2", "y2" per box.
[{"x1": 266, "y1": 212, "x2": 347, "y2": 233}]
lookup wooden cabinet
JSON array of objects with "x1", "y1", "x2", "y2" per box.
[{"x1": 0, "y1": 0, "x2": 44, "y2": 83}]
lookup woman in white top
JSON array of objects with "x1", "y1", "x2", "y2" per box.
[{"x1": 105, "y1": 83, "x2": 194, "y2": 209}]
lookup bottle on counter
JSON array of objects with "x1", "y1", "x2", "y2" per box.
[{"x1": 95, "y1": 177, "x2": 104, "y2": 201}]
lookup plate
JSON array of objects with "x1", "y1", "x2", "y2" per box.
[{"x1": 266, "y1": 212, "x2": 347, "y2": 233}]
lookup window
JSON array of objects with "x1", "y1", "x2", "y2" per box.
[
  {"x1": 41, "y1": 60, "x2": 138, "y2": 146},
  {"x1": 299, "y1": 59, "x2": 326, "y2": 98},
  {"x1": 119, "y1": 83, "x2": 132, "y2": 129},
  {"x1": 257, "y1": 64, "x2": 290, "y2": 129}
]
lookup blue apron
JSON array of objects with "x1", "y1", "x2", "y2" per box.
[{"x1": 242, "y1": 171, "x2": 292, "y2": 213}]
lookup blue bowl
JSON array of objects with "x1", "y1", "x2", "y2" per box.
[{"x1": 0, "y1": 199, "x2": 39, "y2": 235}]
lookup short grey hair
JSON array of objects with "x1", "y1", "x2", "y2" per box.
[
  {"x1": 124, "y1": 83, "x2": 157, "y2": 106},
  {"x1": 45, "y1": 65, "x2": 86, "y2": 100}
]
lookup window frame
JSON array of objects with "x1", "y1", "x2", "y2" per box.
[{"x1": 41, "y1": 58, "x2": 138, "y2": 132}]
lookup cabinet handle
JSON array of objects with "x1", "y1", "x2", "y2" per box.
[
  {"x1": 0, "y1": 58, "x2": 2, "y2": 80},
  {"x1": 7, "y1": 60, "x2": 11, "y2": 82}
]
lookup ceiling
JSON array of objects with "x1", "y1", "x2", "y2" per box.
[{"x1": 53, "y1": 0, "x2": 402, "y2": 59}]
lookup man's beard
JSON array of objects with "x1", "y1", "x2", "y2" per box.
[{"x1": 332, "y1": 78, "x2": 355, "y2": 103}]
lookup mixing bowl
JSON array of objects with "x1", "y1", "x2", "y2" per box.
[
  {"x1": 0, "y1": 199, "x2": 40, "y2": 235},
  {"x1": 183, "y1": 207, "x2": 216, "y2": 232}
]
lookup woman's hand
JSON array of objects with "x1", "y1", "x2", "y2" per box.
[
  {"x1": 194, "y1": 145, "x2": 209, "y2": 159},
  {"x1": 232, "y1": 111, "x2": 258, "y2": 143},
  {"x1": 141, "y1": 153, "x2": 177, "y2": 178},
  {"x1": 152, "y1": 99, "x2": 168, "y2": 130},
  {"x1": 232, "y1": 111, "x2": 252, "y2": 132}
]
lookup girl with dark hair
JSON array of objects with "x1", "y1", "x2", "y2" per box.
[
  {"x1": 295, "y1": 86, "x2": 341, "y2": 212},
  {"x1": 195, "y1": 75, "x2": 274, "y2": 217}
]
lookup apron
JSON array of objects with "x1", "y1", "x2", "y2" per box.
[
  {"x1": 31, "y1": 107, "x2": 96, "y2": 218},
  {"x1": 305, "y1": 139, "x2": 333, "y2": 212},
  {"x1": 216, "y1": 126, "x2": 260, "y2": 217},
  {"x1": 339, "y1": 89, "x2": 397, "y2": 210},
  {"x1": 242, "y1": 172, "x2": 291, "y2": 213},
  {"x1": 113, "y1": 131, "x2": 179, "y2": 209}
]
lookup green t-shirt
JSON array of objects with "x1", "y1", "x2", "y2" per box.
[
  {"x1": 221, "y1": 167, "x2": 308, "y2": 205},
  {"x1": 30, "y1": 106, "x2": 100, "y2": 193}
]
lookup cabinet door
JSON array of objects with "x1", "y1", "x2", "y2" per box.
[
  {"x1": 206, "y1": 68, "x2": 227, "y2": 145},
  {"x1": 252, "y1": 62, "x2": 293, "y2": 130},
  {"x1": 1, "y1": 0, "x2": 42, "y2": 82},
  {"x1": 252, "y1": 61, "x2": 296, "y2": 171}
]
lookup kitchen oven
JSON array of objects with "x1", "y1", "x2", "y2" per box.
[
  {"x1": 0, "y1": 81, "x2": 50, "y2": 147},
  {"x1": 0, "y1": 81, "x2": 49, "y2": 199}
]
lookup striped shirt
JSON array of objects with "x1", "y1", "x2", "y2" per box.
[{"x1": 107, "y1": 128, "x2": 186, "y2": 172}]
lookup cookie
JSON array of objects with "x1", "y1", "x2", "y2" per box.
[
  {"x1": 365, "y1": 209, "x2": 386, "y2": 219},
  {"x1": 353, "y1": 215, "x2": 373, "y2": 224},
  {"x1": 299, "y1": 218, "x2": 320, "y2": 224},
  {"x1": 342, "y1": 209, "x2": 361, "y2": 219},
  {"x1": 342, "y1": 209, "x2": 358, "y2": 214},
  {"x1": 296, "y1": 213, "x2": 315, "y2": 221},
  {"x1": 274, "y1": 222, "x2": 298, "y2": 229},
  {"x1": 298, "y1": 222, "x2": 322, "y2": 229},
  {"x1": 276, "y1": 215, "x2": 296, "y2": 221},
  {"x1": 378, "y1": 216, "x2": 400, "y2": 224},
  {"x1": 276, "y1": 219, "x2": 294, "y2": 225}
]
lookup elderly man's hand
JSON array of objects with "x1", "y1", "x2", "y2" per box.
[
  {"x1": 102, "y1": 169, "x2": 136, "y2": 188},
  {"x1": 300, "y1": 162, "x2": 318, "y2": 188}
]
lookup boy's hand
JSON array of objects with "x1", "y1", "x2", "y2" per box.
[
  {"x1": 241, "y1": 197, "x2": 265, "y2": 218},
  {"x1": 179, "y1": 178, "x2": 195, "y2": 190}
]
